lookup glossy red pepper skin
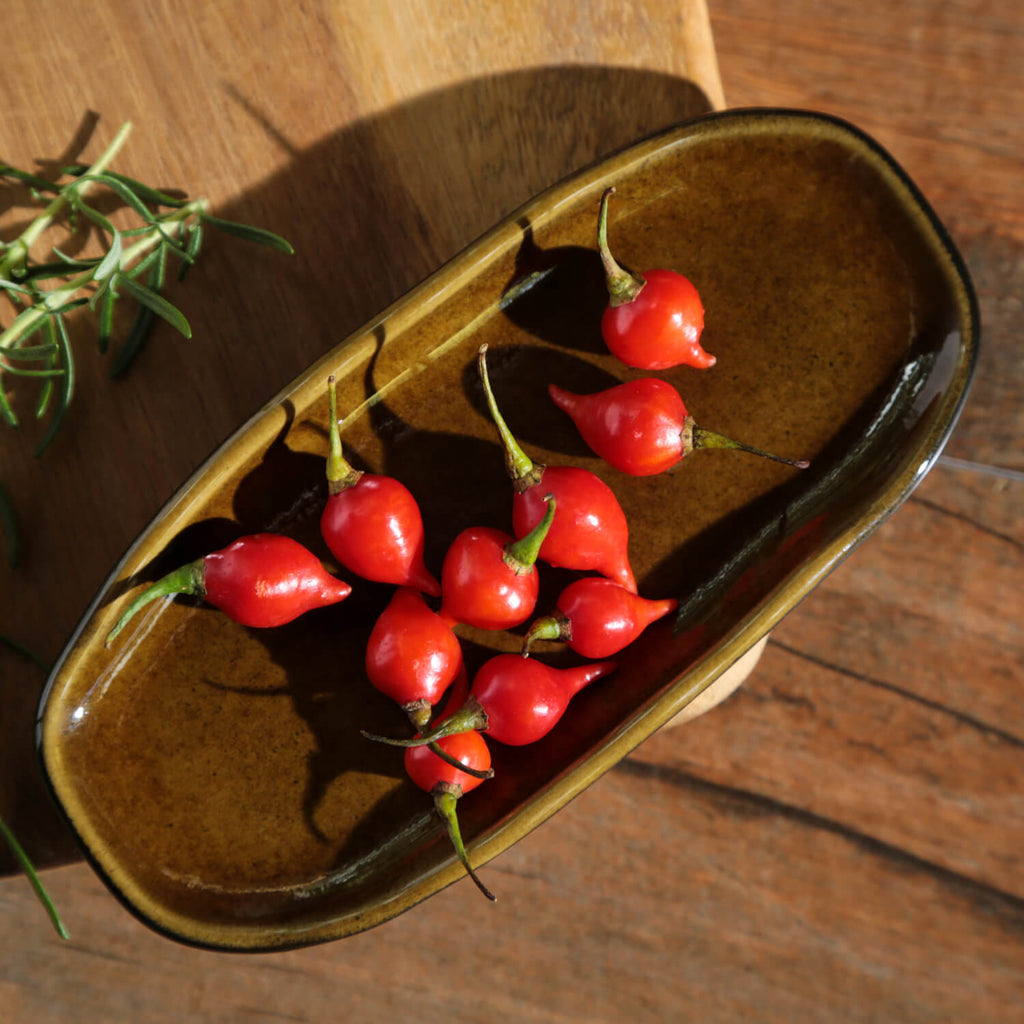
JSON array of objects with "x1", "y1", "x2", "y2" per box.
[
  {"x1": 321, "y1": 473, "x2": 440, "y2": 596},
  {"x1": 512, "y1": 466, "x2": 636, "y2": 591},
  {"x1": 549, "y1": 377, "x2": 688, "y2": 476},
  {"x1": 439, "y1": 495, "x2": 554, "y2": 631},
  {"x1": 201, "y1": 534, "x2": 352, "y2": 626},
  {"x1": 404, "y1": 729, "x2": 491, "y2": 797},
  {"x1": 321, "y1": 375, "x2": 440, "y2": 596},
  {"x1": 439, "y1": 526, "x2": 540, "y2": 630},
  {"x1": 105, "y1": 533, "x2": 351, "y2": 645},
  {"x1": 601, "y1": 269, "x2": 712, "y2": 371},
  {"x1": 597, "y1": 187, "x2": 714, "y2": 371},
  {"x1": 365, "y1": 587, "x2": 463, "y2": 723},
  {"x1": 549, "y1": 377, "x2": 809, "y2": 477},
  {"x1": 470, "y1": 653, "x2": 617, "y2": 746},
  {"x1": 524, "y1": 577, "x2": 677, "y2": 658}
]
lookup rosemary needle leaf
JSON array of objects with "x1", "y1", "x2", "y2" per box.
[
  {"x1": 113, "y1": 173, "x2": 187, "y2": 208},
  {"x1": 3, "y1": 340, "x2": 54, "y2": 362},
  {"x1": 74, "y1": 172, "x2": 156, "y2": 222},
  {"x1": 0, "y1": 631, "x2": 50, "y2": 672},
  {"x1": 17, "y1": 262, "x2": 88, "y2": 283},
  {"x1": 88, "y1": 275, "x2": 112, "y2": 313},
  {"x1": 202, "y1": 214, "x2": 294, "y2": 254},
  {"x1": 97, "y1": 283, "x2": 116, "y2": 354},
  {"x1": 110, "y1": 246, "x2": 167, "y2": 378},
  {"x1": 3, "y1": 366, "x2": 65, "y2": 379},
  {"x1": 0, "y1": 164, "x2": 60, "y2": 192},
  {"x1": 153, "y1": 237, "x2": 169, "y2": 290},
  {"x1": 35, "y1": 353, "x2": 57, "y2": 418},
  {"x1": 0, "y1": 816, "x2": 69, "y2": 940},
  {"x1": 73, "y1": 201, "x2": 123, "y2": 281},
  {"x1": 0, "y1": 277, "x2": 33, "y2": 296},
  {"x1": 152, "y1": 226, "x2": 195, "y2": 267},
  {"x1": 42, "y1": 297, "x2": 89, "y2": 318},
  {"x1": 111, "y1": 305, "x2": 155, "y2": 379},
  {"x1": 121, "y1": 244, "x2": 162, "y2": 285},
  {"x1": 33, "y1": 315, "x2": 74, "y2": 457},
  {"x1": 49, "y1": 247, "x2": 101, "y2": 268},
  {"x1": 0, "y1": 381, "x2": 18, "y2": 427},
  {"x1": 0, "y1": 479, "x2": 19, "y2": 567},
  {"x1": 64, "y1": 165, "x2": 186, "y2": 209},
  {"x1": 177, "y1": 222, "x2": 203, "y2": 282},
  {"x1": 116, "y1": 274, "x2": 191, "y2": 339}
]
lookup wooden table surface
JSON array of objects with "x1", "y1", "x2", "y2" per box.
[{"x1": 1, "y1": 1, "x2": 1020, "y2": 1020}]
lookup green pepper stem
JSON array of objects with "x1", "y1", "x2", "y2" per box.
[
  {"x1": 689, "y1": 419, "x2": 810, "y2": 470},
  {"x1": 477, "y1": 345, "x2": 543, "y2": 490},
  {"x1": 385, "y1": 703, "x2": 492, "y2": 777},
  {"x1": 597, "y1": 186, "x2": 645, "y2": 307},
  {"x1": 326, "y1": 375, "x2": 362, "y2": 495},
  {"x1": 427, "y1": 741, "x2": 494, "y2": 780},
  {"x1": 434, "y1": 785, "x2": 496, "y2": 901},
  {"x1": 361, "y1": 697, "x2": 488, "y2": 748},
  {"x1": 105, "y1": 558, "x2": 206, "y2": 646},
  {"x1": 404, "y1": 698, "x2": 433, "y2": 733},
  {"x1": 522, "y1": 613, "x2": 568, "y2": 654},
  {"x1": 503, "y1": 493, "x2": 555, "y2": 573}
]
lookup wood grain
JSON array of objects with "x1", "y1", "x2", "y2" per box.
[{"x1": 2, "y1": 0, "x2": 1021, "y2": 1020}]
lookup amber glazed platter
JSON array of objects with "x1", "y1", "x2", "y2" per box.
[{"x1": 37, "y1": 109, "x2": 978, "y2": 951}]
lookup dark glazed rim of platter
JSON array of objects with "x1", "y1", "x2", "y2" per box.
[{"x1": 35, "y1": 107, "x2": 979, "y2": 951}]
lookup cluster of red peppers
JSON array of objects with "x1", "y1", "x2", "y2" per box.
[{"x1": 105, "y1": 187, "x2": 808, "y2": 901}]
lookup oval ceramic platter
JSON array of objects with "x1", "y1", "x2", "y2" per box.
[{"x1": 37, "y1": 109, "x2": 978, "y2": 951}]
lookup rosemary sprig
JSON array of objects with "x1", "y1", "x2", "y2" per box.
[
  {"x1": 0, "y1": 634, "x2": 65, "y2": 939},
  {"x1": 1, "y1": 120, "x2": 293, "y2": 387},
  {"x1": 0, "y1": 123, "x2": 293, "y2": 935},
  {"x1": 0, "y1": 120, "x2": 293, "y2": 554},
  {"x1": 0, "y1": 814, "x2": 69, "y2": 940}
]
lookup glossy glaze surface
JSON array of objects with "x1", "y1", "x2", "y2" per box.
[{"x1": 37, "y1": 109, "x2": 977, "y2": 950}]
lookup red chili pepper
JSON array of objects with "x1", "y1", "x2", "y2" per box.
[
  {"x1": 105, "y1": 533, "x2": 351, "y2": 645},
  {"x1": 523, "y1": 577, "x2": 677, "y2": 658},
  {"x1": 320, "y1": 376, "x2": 440, "y2": 596},
  {"x1": 438, "y1": 494, "x2": 556, "y2": 631},
  {"x1": 415, "y1": 663, "x2": 492, "y2": 779},
  {"x1": 597, "y1": 186, "x2": 715, "y2": 371},
  {"x1": 549, "y1": 377, "x2": 809, "y2": 476},
  {"x1": 478, "y1": 345, "x2": 637, "y2": 593},
  {"x1": 365, "y1": 586, "x2": 463, "y2": 730},
  {"x1": 368, "y1": 653, "x2": 617, "y2": 749},
  {"x1": 469, "y1": 654, "x2": 617, "y2": 745},
  {"x1": 404, "y1": 728, "x2": 495, "y2": 900}
]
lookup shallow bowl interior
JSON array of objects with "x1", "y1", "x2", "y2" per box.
[{"x1": 37, "y1": 108, "x2": 978, "y2": 951}]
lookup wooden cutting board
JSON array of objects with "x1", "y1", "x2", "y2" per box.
[
  {"x1": 0, "y1": 0, "x2": 723, "y2": 870},
  {"x1": 3, "y1": 2, "x2": 1022, "y2": 1022}
]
